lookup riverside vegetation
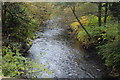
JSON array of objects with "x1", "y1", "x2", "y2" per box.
[
  {"x1": 64, "y1": 2, "x2": 120, "y2": 77},
  {"x1": 2, "y1": 2, "x2": 52, "y2": 78},
  {"x1": 1, "y1": 2, "x2": 120, "y2": 78}
]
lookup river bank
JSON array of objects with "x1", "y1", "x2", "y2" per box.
[{"x1": 66, "y1": 20, "x2": 120, "y2": 78}]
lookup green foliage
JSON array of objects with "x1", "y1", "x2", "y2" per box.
[
  {"x1": 96, "y1": 23, "x2": 120, "y2": 68},
  {"x1": 109, "y1": 2, "x2": 120, "y2": 20},
  {"x1": 2, "y1": 2, "x2": 52, "y2": 78},
  {"x1": 76, "y1": 3, "x2": 98, "y2": 16},
  {"x1": 2, "y1": 2, "x2": 51, "y2": 43},
  {"x1": 2, "y1": 46, "x2": 52, "y2": 78},
  {"x1": 76, "y1": 21, "x2": 120, "y2": 70},
  {"x1": 98, "y1": 40, "x2": 120, "y2": 67},
  {"x1": 87, "y1": 15, "x2": 112, "y2": 26},
  {"x1": 87, "y1": 15, "x2": 98, "y2": 26}
]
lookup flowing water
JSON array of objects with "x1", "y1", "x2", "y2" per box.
[{"x1": 28, "y1": 17, "x2": 106, "y2": 78}]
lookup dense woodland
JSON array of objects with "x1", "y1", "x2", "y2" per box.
[{"x1": 1, "y1": 2, "x2": 120, "y2": 78}]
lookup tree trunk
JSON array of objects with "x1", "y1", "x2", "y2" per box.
[
  {"x1": 98, "y1": 2, "x2": 102, "y2": 26},
  {"x1": 2, "y1": 2, "x2": 6, "y2": 27},
  {"x1": 109, "y1": 2, "x2": 120, "y2": 24},
  {"x1": 71, "y1": 6, "x2": 91, "y2": 40},
  {"x1": 104, "y1": 3, "x2": 108, "y2": 25}
]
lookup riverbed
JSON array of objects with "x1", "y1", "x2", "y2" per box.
[{"x1": 28, "y1": 17, "x2": 106, "y2": 78}]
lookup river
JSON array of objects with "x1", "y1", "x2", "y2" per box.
[{"x1": 28, "y1": 17, "x2": 106, "y2": 78}]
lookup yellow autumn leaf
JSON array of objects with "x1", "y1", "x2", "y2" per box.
[
  {"x1": 80, "y1": 16, "x2": 89, "y2": 24},
  {"x1": 70, "y1": 22, "x2": 80, "y2": 26},
  {"x1": 98, "y1": 38, "x2": 101, "y2": 40}
]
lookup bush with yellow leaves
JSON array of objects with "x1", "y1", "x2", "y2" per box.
[{"x1": 80, "y1": 16, "x2": 89, "y2": 25}]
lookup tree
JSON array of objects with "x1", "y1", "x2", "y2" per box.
[
  {"x1": 98, "y1": 2, "x2": 102, "y2": 26},
  {"x1": 59, "y1": 3, "x2": 92, "y2": 40},
  {"x1": 2, "y1": 2, "x2": 51, "y2": 44},
  {"x1": 104, "y1": 3, "x2": 108, "y2": 25},
  {"x1": 109, "y1": 2, "x2": 120, "y2": 23},
  {"x1": 70, "y1": 6, "x2": 91, "y2": 40}
]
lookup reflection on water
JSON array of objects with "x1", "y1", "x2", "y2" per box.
[{"x1": 28, "y1": 18, "x2": 105, "y2": 78}]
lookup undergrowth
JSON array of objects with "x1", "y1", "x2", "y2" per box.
[
  {"x1": 69, "y1": 15, "x2": 120, "y2": 76},
  {"x1": 2, "y1": 45, "x2": 52, "y2": 78}
]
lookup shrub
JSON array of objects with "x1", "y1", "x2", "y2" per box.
[
  {"x1": 97, "y1": 39, "x2": 120, "y2": 67},
  {"x1": 76, "y1": 20, "x2": 120, "y2": 72},
  {"x1": 2, "y1": 46, "x2": 52, "y2": 78}
]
